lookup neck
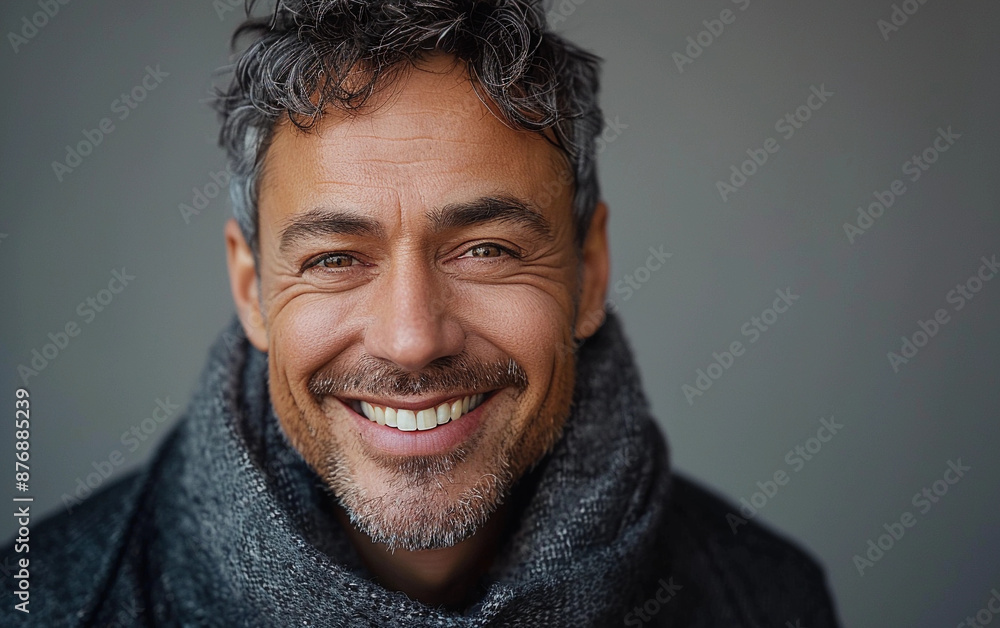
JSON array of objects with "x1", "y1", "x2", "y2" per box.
[{"x1": 335, "y1": 502, "x2": 511, "y2": 609}]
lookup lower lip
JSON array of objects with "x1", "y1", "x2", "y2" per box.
[{"x1": 336, "y1": 395, "x2": 493, "y2": 457}]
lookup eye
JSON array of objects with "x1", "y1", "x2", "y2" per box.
[
  {"x1": 458, "y1": 243, "x2": 520, "y2": 259},
  {"x1": 304, "y1": 253, "x2": 360, "y2": 272}
]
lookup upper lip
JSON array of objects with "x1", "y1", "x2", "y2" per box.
[{"x1": 336, "y1": 390, "x2": 496, "y2": 411}]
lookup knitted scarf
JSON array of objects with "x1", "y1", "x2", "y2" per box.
[{"x1": 92, "y1": 312, "x2": 675, "y2": 626}]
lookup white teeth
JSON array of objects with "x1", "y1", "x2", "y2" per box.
[
  {"x1": 416, "y1": 409, "x2": 436, "y2": 431},
  {"x1": 396, "y1": 409, "x2": 417, "y2": 431},
  {"x1": 353, "y1": 393, "x2": 490, "y2": 432},
  {"x1": 436, "y1": 403, "x2": 451, "y2": 425}
]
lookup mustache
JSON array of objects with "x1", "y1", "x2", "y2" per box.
[{"x1": 307, "y1": 352, "x2": 529, "y2": 399}]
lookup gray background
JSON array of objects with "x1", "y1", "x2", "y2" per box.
[{"x1": 1, "y1": 0, "x2": 998, "y2": 625}]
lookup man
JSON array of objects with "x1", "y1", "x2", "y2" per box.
[{"x1": 3, "y1": 1, "x2": 840, "y2": 625}]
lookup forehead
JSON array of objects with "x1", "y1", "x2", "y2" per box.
[{"x1": 257, "y1": 55, "x2": 571, "y2": 228}]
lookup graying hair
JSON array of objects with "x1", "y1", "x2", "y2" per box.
[{"x1": 214, "y1": 0, "x2": 604, "y2": 262}]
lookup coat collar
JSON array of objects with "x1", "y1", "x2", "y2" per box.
[{"x1": 142, "y1": 312, "x2": 673, "y2": 626}]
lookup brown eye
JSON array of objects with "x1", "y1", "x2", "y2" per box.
[{"x1": 316, "y1": 254, "x2": 356, "y2": 268}]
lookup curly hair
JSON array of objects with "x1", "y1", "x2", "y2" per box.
[{"x1": 214, "y1": 0, "x2": 605, "y2": 262}]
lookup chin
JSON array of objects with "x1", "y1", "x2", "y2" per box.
[
  {"x1": 319, "y1": 409, "x2": 501, "y2": 550},
  {"x1": 338, "y1": 464, "x2": 514, "y2": 551},
  {"x1": 276, "y1": 358, "x2": 576, "y2": 551}
]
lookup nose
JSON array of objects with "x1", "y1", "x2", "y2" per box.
[{"x1": 362, "y1": 255, "x2": 465, "y2": 372}]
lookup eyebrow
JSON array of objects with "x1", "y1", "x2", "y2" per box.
[
  {"x1": 278, "y1": 195, "x2": 553, "y2": 256},
  {"x1": 427, "y1": 195, "x2": 553, "y2": 240},
  {"x1": 278, "y1": 208, "x2": 386, "y2": 256}
]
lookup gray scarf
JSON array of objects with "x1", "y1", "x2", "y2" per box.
[{"x1": 95, "y1": 311, "x2": 674, "y2": 626}]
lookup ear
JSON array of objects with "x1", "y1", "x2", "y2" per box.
[
  {"x1": 224, "y1": 218, "x2": 269, "y2": 352},
  {"x1": 573, "y1": 201, "x2": 610, "y2": 340}
]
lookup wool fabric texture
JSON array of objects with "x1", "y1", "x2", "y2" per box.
[{"x1": 4, "y1": 313, "x2": 840, "y2": 626}]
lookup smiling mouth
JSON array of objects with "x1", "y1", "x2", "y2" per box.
[{"x1": 346, "y1": 392, "x2": 492, "y2": 432}]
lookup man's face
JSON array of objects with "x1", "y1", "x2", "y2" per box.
[{"x1": 225, "y1": 55, "x2": 609, "y2": 551}]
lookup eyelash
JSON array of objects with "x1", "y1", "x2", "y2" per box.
[
  {"x1": 457, "y1": 242, "x2": 523, "y2": 260},
  {"x1": 302, "y1": 242, "x2": 522, "y2": 274},
  {"x1": 302, "y1": 252, "x2": 363, "y2": 273}
]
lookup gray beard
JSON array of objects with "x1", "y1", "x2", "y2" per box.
[
  {"x1": 310, "y1": 353, "x2": 574, "y2": 552},
  {"x1": 320, "y1": 424, "x2": 517, "y2": 551}
]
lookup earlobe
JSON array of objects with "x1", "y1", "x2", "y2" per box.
[
  {"x1": 573, "y1": 201, "x2": 610, "y2": 341},
  {"x1": 224, "y1": 218, "x2": 269, "y2": 352}
]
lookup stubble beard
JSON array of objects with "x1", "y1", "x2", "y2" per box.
[
  {"x1": 314, "y1": 372, "x2": 576, "y2": 552},
  {"x1": 272, "y1": 340, "x2": 579, "y2": 552}
]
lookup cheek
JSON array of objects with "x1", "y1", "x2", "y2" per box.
[
  {"x1": 265, "y1": 296, "x2": 360, "y2": 462},
  {"x1": 269, "y1": 295, "x2": 358, "y2": 395},
  {"x1": 463, "y1": 283, "x2": 575, "y2": 351},
  {"x1": 462, "y1": 285, "x2": 576, "y2": 407}
]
